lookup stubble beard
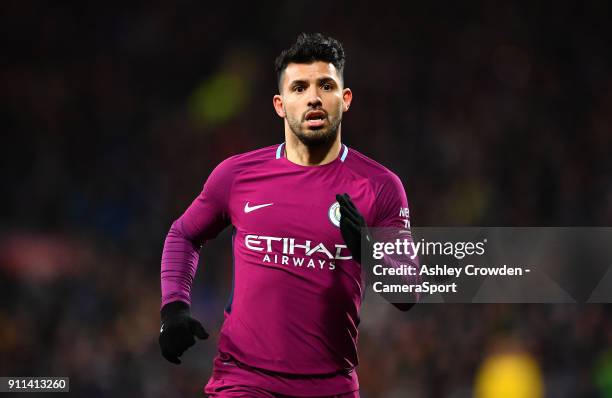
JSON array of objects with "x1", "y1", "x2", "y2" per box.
[{"x1": 285, "y1": 110, "x2": 342, "y2": 148}]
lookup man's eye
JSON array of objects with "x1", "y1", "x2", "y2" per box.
[
  {"x1": 322, "y1": 83, "x2": 332, "y2": 90},
  {"x1": 294, "y1": 86, "x2": 304, "y2": 92}
]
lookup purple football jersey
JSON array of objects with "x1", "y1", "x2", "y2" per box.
[{"x1": 161, "y1": 143, "x2": 412, "y2": 394}]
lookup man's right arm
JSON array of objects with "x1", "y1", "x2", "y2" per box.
[
  {"x1": 160, "y1": 159, "x2": 234, "y2": 308},
  {"x1": 159, "y1": 159, "x2": 234, "y2": 364}
]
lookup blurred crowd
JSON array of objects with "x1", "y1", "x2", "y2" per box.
[{"x1": 1, "y1": 1, "x2": 611, "y2": 397}]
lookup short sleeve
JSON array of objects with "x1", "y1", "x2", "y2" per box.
[
  {"x1": 179, "y1": 158, "x2": 235, "y2": 243},
  {"x1": 373, "y1": 172, "x2": 411, "y2": 230}
]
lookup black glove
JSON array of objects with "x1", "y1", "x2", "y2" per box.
[
  {"x1": 159, "y1": 301, "x2": 209, "y2": 364},
  {"x1": 336, "y1": 193, "x2": 414, "y2": 312},
  {"x1": 336, "y1": 193, "x2": 371, "y2": 264}
]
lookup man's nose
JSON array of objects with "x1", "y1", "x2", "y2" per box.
[{"x1": 307, "y1": 88, "x2": 322, "y2": 108}]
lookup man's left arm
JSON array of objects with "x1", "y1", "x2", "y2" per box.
[{"x1": 336, "y1": 173, "x2": 420, "y2": 311}]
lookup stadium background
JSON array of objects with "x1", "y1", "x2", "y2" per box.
[{"x1": 1, "y1": 1, "x2": 611, "y2": 397}]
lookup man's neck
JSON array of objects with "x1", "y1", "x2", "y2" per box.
[{"x1": 284, "y1": 130, "x2": 342, "y2": 166}]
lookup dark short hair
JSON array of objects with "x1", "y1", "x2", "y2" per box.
[{"x1": 274, "y1": 33, "x2": 346, "y2": 91}]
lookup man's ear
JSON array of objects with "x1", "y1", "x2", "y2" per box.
[
  {"x1": 273, "y1": 94, "x2": 285, "y2": 118},
  {"x1": 342, "y1": 88, "x2": 353, "y2": 112}
]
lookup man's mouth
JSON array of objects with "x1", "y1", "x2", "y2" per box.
[{"x1": 304, "y1": 110, "x2": 327, "y2": 128}]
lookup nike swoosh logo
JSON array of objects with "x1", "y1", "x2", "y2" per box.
[{"x1": 244, "y1": 202, "x2": 274, "y2": 213}]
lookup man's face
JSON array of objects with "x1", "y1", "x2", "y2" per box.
[{"x1": 273, "y1": 61, "x2": 352, "y2": 147}]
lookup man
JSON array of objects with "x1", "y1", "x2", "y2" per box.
[{"x1": 159, "y1": 33, "x2": 415, "y2": 397}]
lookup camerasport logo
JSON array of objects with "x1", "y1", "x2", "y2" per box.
[{"x1": 245, "y1": 234, "x2": 352, "y2": 270}]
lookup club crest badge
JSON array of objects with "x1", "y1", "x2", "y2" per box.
[{"x1": 328, "y1": 201, "x2": 341, "y2": 227}]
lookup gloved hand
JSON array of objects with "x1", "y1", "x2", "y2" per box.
[
  {"x1": 159, "y1": 301, "x2": 209, "y2": 364},
  {"x1": 336, "y1": 193, "x2": 371, "y2": 264},
  {"x1": 336, "y1": 193, "x2": 415, "y2": 312}
]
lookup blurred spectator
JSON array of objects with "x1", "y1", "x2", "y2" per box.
[{"x1": 474, "y1": 339, "x2": 544, "y2": 398}]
